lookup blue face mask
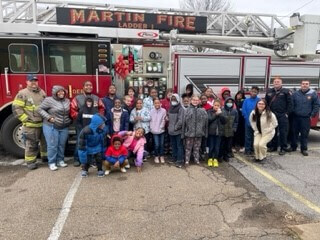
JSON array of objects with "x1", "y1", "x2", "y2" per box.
[{"x1": 226, "y1": 103, "x2": 233, "y2": 108}]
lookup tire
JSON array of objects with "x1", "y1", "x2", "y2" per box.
[{"x1": 1, "y1": 114, "x2": 25, "y2": 158}]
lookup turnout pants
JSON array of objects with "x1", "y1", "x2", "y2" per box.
[
  {"x1": 184, "y1": 137, "x2": 202, "y2": 163},
  {"x1": 291, "y1": 116, "x2": 311, "y2": 151},
  {"x1": 23, "y1": 126, "x2": 47, "y2": 163},
  {"x1": 254, "y1": 132, "x2": 275, "y2": 160}
]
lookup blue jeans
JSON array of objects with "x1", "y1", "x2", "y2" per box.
[
  {"x1": 153, "y1": 133, "x2": 164, "y2": 156},
  {"x1": 208, "y1": 135, "x2": 221, "y2": 159},
  {"x1": 170, "y1": 134, "x2": 183, "y2": 164},
  {"x1": 43, "y1": 124, "x2": 69, "y2": 165},
  {"x1": 245, "y1": 124, "x2": 254, "y2": 153}
]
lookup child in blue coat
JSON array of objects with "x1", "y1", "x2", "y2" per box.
[{"x1": 78, "y1": 114, "x2": 108, "y2": 177}]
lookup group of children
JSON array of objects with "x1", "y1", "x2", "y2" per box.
[{"x1": 76, "y1": 85, "x2": 249, "y2": 177}]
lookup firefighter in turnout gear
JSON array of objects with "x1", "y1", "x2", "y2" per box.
[{"x1": 12, "y1": 74, "x2": 47, "y2": 170}]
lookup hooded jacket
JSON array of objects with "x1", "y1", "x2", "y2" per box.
[
  {"x1": 76, "y1": 97, "x2": 99, "y2": 129},
  {"x1": 70, "y1": 92, "x2": 104, "y2": 120},
  {"x1": 219, "y1": 87, "x2": 231, "y2": 106},
  {"x1": 150, "y1": 107, "x2": 167, "y2": 134},
  {"x1": 242, "y1": 95, "x2": 260, "y2": 126},
  {"x1": 78, "y1": 114, "x2": 108, "y2": 164},
  {"x1": 105, "y1": 135, "x2": 128, "y2": 164},
  {"x1": 168, "y1": 94, "x2": 184, "y2": 136},
  {"x1": 38, "y1": 85, "x2": 71, "y2": 129},
  {"x1": 221, "y1": 98, "x2": 238, "y2": 137},
  {"x1": 182, "y1": 103, "x2": 208, "y2": 138},
  {"x1": 119, "y1": 131, "x2": 146, "y2": 167}
]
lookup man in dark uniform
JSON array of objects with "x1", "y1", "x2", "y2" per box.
[
  {"x1": 291, "y1": 80, "x2": 319, "y2": 156},
  {"x1": 265, "y1": 77, "x2": 293, "y2": 155}
]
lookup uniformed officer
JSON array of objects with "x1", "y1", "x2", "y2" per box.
[
  {"x1": 12, "y1": 74, "x2": 47, "y2": 170},
  {"x1": 291, "y1": 80, "x2": 319, "y2": 156},
  {"x1": 265, "y1": 77, "x2": 293, "y2": 155}
]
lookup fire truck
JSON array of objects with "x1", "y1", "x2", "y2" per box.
[{"x1": 0, "y1": 0, "x2": 320, "y2": 158}]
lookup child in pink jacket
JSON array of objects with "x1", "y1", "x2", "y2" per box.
[{"x1": 118, "y1": 129, "x2": 146, "y2": 173}]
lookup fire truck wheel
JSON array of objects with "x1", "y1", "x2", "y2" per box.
[{"x1": 1, "y1": 114, "x2": 25, "y2": 158}]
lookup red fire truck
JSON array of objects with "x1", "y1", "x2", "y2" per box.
[{"x1": 0, "y1": 1, "x2": 319, "y2": 157}]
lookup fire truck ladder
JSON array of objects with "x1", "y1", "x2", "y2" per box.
[{"x1": 0, "y1": 0, "x2": 290, "y2": 47}]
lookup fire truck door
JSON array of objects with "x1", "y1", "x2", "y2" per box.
[{"x1": 0, "y1": 39, "x2": 44, "y2": 104}]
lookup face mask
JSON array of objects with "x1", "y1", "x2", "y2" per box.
[
  {"x1": 226, "y1": 103, "x2": 233, "y2": 108},
  {"x1": 171, "y1": 101, "x2": 178, "y2": 106}
]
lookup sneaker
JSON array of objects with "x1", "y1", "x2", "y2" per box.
[
  {"x1": 175, "y1": 164, "x2": 183, "y2": 168},
  {"x1": 232, "y1": 148, "x2": 237, "y2": 153},
  {"x1": 160, "y1": 156, "x2": 165, "y2": 164},
  {"x1": 27, "y1": 162, "x2": 37, "y2": 170},
  {"x1": 120, "y1": 168, "x2": 127, "y2": 173},
  {"x1": 239, "y1": 148, "x2": 245, "y2": 153},
  {"x1": 185, "y1": 161, "x2": 189, "y2": 166},
  {"x1": 279, "y1": 149, "x2": 285, "y2": 155},
  {"x1": 154, "y1": 156, "x2": 160, "y2": 164},
  {"x1": 301, "y1": 150, "x2": 308, "y2": 156},
  {"x1": 81, "y1": 170, "x2": 88, "y2": 177},
  {"x1": 208, "y1": 158, "x2": 213, "y2": 167},
  {"x1": 104, "y1": 170, "x2": 111, "y2": 175},
  {"x1": 195, "y1": 161, "x2": 200, "y2": 165},
  {"x1": 213, "y1": 159, "x2": 219, "y2": 168},
  {"x1": 97, "y1": 170, "x2": 104, "y2": 177},
  {"x1": 73, "y1": 160, "x2": 80, "y2": 167},
  {"x1": 49, "y1": 164, "x2": 58, "y2": 171},
  {"x1": 58, "y1": 161, "x2": 68, "y2": 168},
  {"x1": 124, "y1": 161, "x2": 131, "y2": 169}
]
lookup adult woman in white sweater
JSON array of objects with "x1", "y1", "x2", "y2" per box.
[{"x1": 249, "y1": 99, "x2": 278, "y2": 162}]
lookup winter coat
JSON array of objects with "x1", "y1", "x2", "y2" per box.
[
  {"x1": 70, "y1": 93, "x2": 104, "y2": 119},
  {"x1": 182, "y1": 104, "x2": 208, "y2": 138},
  {"x1": 130, "y1": 107, "x2": 151, "y2": 134},
  {"x1": 265, "y1": 87, "x2": 293, "y2": 116},
  {"x1": 105, "y1": 108, "x2": 129, "y2": 134},
  {"x1": 160, "y1": 98, "x2": 171, "y2": 111},
  {"x1": 119, "y1": 131, "x2": 146, "y2": 167},
  {"x1": 143, "y1": 96, "x2": 154, "y2": 111},
  {"x1": 202, "y1": 103, "x2": 212, "y2": 111},
  {"x1": 76, "y1": 97, "x2": 99, "y2": 129},
  {"x1": 168, "y1": 94, "x2": 184, "y2": 136},
  {"x1": 150, "y1": 107, "x2": 167, "y2": 134},
  {"x1": 249, "y1": 110, "x2": 278, "y2": 136},
  {"x1": 207, "y1": 109, "x2": 227, "y2": 136},
  {"x1": 221, "y1": 98, "x2": 238, "y2": 137},
  {"x1": 12, "y1": 86, "x2": 46, "y2": 128},
  {"x1": 102, "y1": 95, "x2": 119, "y2": 112},
  {"x1": 105, "y1": 135, "x2": 128, "y2": 164},
  {"x1": 292, "y1": 89, "x2": 319, "y2": 118},
  {"x1": 78, "y1": 114, "x2": 108, "y2": 164},
  {"x1": 242, "y1": 96, "x2": 260, "y2": 126},
  {"x1": 38, "y1": 85, "x2": 71, "y2": 129},
  {"x1": 219, "y1": 87, "x2": 231, "y2": 106}
]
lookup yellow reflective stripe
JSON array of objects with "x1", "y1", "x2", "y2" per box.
[
  {"x1": 18, "y1": 113, "x2": 28, "y2": 123},
  {"x1": 40, "y1": 152, "x2": 47, "y2": 157},
  {"x1": 25, "y1": 105, "x2": 37, "y2": 111},
  {"x1": 13, "y1": 99, "x2": 25, "y2": 107},
  {"x1": 23, "y1": 122, "x2": 42, "y2": 127},
  {"x1": 25, "y1": 156, "x2": 37, "y2": 161}
]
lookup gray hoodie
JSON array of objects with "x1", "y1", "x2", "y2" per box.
[
  {"x1": 168, "y1": 94, "x2": 184, "y2": 136},
  {"x1": 38, "y1": 85, "x2": 72, "y2": 129}
]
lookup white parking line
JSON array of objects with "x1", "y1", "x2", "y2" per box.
[{"x1": 47, "y1": 173, "x2": 82, "y2": 240}]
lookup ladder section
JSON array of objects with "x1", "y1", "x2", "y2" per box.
[{"x1": 0, "y1": 0, "x2": 287, "y2": 38}]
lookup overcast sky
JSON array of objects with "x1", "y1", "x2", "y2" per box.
[{"x1": 69, "y1": 0, "x2": 320, "y2": 18}]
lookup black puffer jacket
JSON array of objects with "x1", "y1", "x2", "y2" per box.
[
  {"x1": 38, "y1": 85, "x2": 72, "y2": 129},
  {"x1": 182, "y1": 104, "x2": 208, "y2": 138}
]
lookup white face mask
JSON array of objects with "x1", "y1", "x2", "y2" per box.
[
  {"x1": 171, "y1": 101, "x2": 178, "y2": 106},
  {"x1": 226, "y1": 103, "x2": 233, "y2": 108}
]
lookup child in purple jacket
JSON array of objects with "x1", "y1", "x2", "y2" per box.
[{"x1": 150, "y1": 98, "x2": 167, "y2": 164}]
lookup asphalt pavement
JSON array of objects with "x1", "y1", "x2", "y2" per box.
[{"x1": 1, "y1": 131, "x2": 320, "y2": 239}]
